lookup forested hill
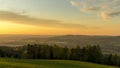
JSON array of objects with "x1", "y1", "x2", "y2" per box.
[
  {"x1": 0, "y1": 35, "x2": 120, "y2": 54},
  {"x1": 40, "y1": 35, "x2": 120, "y2": 54}
]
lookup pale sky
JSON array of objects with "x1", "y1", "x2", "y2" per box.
[{"x1": 0, "y1": 0, "x2": 119, "y2": 35}]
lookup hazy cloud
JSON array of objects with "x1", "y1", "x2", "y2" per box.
[
  {"x1": 0, "y1": 10, "x2": 98, "y2": 29},
  {"x1": 70, "y1": 0, "x2": 79, "y2": 7},
  {"x1": 0, "y1": 11, "x2": 60, "y2": 26},
  {"x1": 70, "y1": 0, "x2": 120, "y2": 20},
  {"x1": 101, "y1": 11, "x2": 120, "y2": 19}
]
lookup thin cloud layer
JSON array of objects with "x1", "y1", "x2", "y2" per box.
[
  {"x1": 0, "y1": 10, "x2": 97, "y2": 29},
  {"x1": 70, "y1": 0, "x2": 79, "y2": 7},
  {"x1": 70, "y1": 0, "x2": 120, "y2": 20},
  {"x1": 0, "y1": 11, "x2": 60, "y2": 26}
]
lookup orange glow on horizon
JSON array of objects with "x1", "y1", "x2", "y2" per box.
[{"x1": 0, "y1": 21, "x2": 119, "y2": 35}]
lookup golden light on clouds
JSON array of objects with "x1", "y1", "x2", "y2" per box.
[
  {"x1": 0, "y1": 21, "x2": 79, "y2": 35},
  {"x1": 0, "y1": 21, "x2": 53, "y2": 35},
  {"x1": 0, "y1": 10, "x2": 103, "y2": 35},
  {"x1": 0, "y1": 21, "x2": 119, "y2": 35},
  {"x1": 0, "y1": 0, "x2": 119, "y2": 35},
  {"x1": 0, "y1": 21, "x2": 88, "y2": 35}
]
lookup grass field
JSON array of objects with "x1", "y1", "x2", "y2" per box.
[{"x1": 0, "y1": 58, "x2": 117, "y2": 68}]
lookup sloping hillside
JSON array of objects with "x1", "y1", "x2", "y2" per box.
[{"x1": 0, "y1": 58, "x2": 116, "y2": 68}]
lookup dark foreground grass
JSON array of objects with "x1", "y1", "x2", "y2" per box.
[{"x1": 0, "y1": 58, "x2": 117, "y2": 68}]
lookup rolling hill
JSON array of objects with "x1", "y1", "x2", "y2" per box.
[
  {"x1": 0, "y1": 58, "x2": 116, "y2": 68},
  {"x1": 0, "y1": 35, "x2": 120, "y2": 54}
]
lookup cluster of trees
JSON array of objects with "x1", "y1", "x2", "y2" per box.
[
  {"x1": 25, "y1": 44, "x2": 102, "y2": 62},
  {"x1": 0, "y1": 44, "x2": 120, "y2": 67}
]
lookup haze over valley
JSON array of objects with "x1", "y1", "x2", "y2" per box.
[{"x1": 0, "y1": 34, "x2": 120, "y2": 54}]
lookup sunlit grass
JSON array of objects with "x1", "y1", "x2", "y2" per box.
[{"x1": 0, "y1": 58, "x2": 117, "y2": 68}]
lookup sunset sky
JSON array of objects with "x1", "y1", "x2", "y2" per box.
[{"x1": 0, "y1": 0, "x2": 120, "y2": 35}]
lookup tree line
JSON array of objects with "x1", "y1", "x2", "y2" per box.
[{"x1": 0, "y1": 44, "x2": 120, "y2": 67}]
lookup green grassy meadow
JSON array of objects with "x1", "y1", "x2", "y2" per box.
[{"x1": 0, "y1": 58, "x2": 117, "y2": 68}]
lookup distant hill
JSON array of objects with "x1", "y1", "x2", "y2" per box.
[
  {"x1": 0, "y1": 34, "x2": 120, "y2": 54},
  {"x1": 44, "y1": 35, "x2": 120, "y2": 54}
]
